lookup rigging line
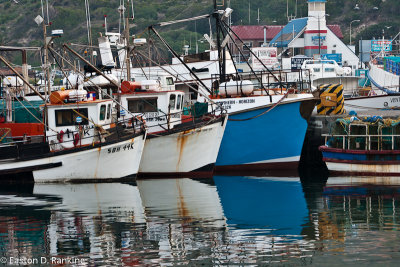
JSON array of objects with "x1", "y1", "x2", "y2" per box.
[
  {"x1": 48, "y1": 48, "x2": 73, "y2": 88},
  {"x1": 11, "y1": 92, "x2": 60, "y2": 133},
  {"x1": 40, "y1": 0, "x2": 45, "y2": 21},
  {"x1": 131, "y1": 0, "x2": 134, "y2": 19},
  {"x1": 156, "y1": 14, "x2": 211, "y2": 27},
  {"x1": 219, "y1": 20, "x2": 265, "y2": 92},
  {"x1": 228, "y1": 91, "x2": 290, "y2": 122},
  {"x1": 132, "y1": 53, "x2": 148, "y2": 80},
  {"x1": 220, "y1": 19, "x2": 283, "y2": 88},
  {"x1": 135, "y1": 50, "x2": 224, "y2": 111},
  {"x1": 46, "y1": 0, "x2": 49, "y2": 24},
  {"x1": 54, "y1": 46, "x2": 145, "y2": 124},
  {"x1": 85, "y1": 0, "x2": 90, "y2": 49},
  {"x1": 148, "y1": 26, "x2": 212, "y2": 94}
]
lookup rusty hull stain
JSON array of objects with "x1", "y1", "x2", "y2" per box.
[
  {"x1": 176, "y1": 130, "x2": 193, "y2": 171},
  {"x1": 176, "y1": 180, "x2": 190, "y2": 222},
  {"x1": 93, "y1": 147, "x2": 101, "y2": 179}
]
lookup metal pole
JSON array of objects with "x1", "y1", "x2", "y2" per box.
[
  {"x1": 63, "y1": 44, "x2": 121, "y2": 89},
  {"x1": 43, "y1": 22, "x2": 51, "y2": 99},
  {"x1": 0, "y1": 55, "x2": 45, "y2": 100},
  {"x1": 125, "y1": 1, "x2": 131, "y2": 81}
]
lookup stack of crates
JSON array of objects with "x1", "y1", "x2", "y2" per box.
[{"x1": 384, "y1": 56, "x2": 400, "y2": 75}]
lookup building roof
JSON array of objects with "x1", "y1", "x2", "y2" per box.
[
  {"x1": 327, "y1": 24, "x2": 343, "y2": 39},
  {"x1": 270, "y1": 18, "x2": 308, "y2": 47},
  {"x1": 0, "y1": 67, "x2": 23, "y2": 76},
  {"x1": 231, "y1": 25, "x2": 284, "y2": 41},
  {"x1": 269, "y1": 18, "x2": 344, "y2": 47}
]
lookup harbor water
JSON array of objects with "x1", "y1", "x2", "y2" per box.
[{"x1": 1, "y1": 172, "x2": 400, "y2": 266}]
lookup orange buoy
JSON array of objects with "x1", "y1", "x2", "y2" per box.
[
  {"x1": 121, "y1": 81, "x2": 141, "y2": 93},
  {"x1": 49, "y1": 90, "x2": 73, "y2": 104}
]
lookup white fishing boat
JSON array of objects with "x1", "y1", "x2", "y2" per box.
[
  {"x1": 0, "y1": 89, "x2": 146, "y2": 183},
  {"x1": 302, "y1": 58, "x2": 400, "y2": 112},
  {"x1": 118, "y1": 81, "x2": 227, "y2": 177}
]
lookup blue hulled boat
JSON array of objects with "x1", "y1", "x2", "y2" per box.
[
  {"x1": 214, "y1": 93, "x2": 316, "y2": 171},
  {"x1": 214, "y1": 175, "x2": 309, "y2": 236}
]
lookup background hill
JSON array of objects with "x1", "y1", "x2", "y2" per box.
[{"x1": 0, "y1": 0, "x2": 399, "y2": 65}]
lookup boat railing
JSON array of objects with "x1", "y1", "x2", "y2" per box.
[
  {"x1": 138, "y1": 102, "x2": 225, "y2": 133},
  {"x1": 44, "y1": 116, "x2": 145, "y2": 151},
  {"x1": 211, "y1": 69, "x2": 312, "y2": 96},
  {"x1": 323, "y1": 133, "x2": 400, "y2": 151}
]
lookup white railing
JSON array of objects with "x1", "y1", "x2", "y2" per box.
[{"x1": 322, "y1": 134, "x2": 400, "y2": 151}]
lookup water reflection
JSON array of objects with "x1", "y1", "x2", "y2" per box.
[
  {"x1": 303, "y1": 176, "x2": 400, "y2": 266},
  {"x1": 0, "y1": 176, "x2": 400, "y2": 265}
]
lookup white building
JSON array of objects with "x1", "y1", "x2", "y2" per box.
[{"x1": 269, "y1": 0, "x2": 360, "y2": 69}]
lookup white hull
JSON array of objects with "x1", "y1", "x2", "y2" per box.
[
  {"x1": 0, "y1": 136, "x2": 146, "y2": 182},
  {"x1": 136, "y1": 178, "x2": 225, "y2": 227},
  {"x1": 214, "y1": 93, "x2": 315, "y2": 114},
  {"x1": 34, "y1": 183, "x2": 146, "y2": 223},
  {"x1": 326, "y1": 161, "x2": 400, "y2": 175},
  {"x1": 344, "y1": 94, "x2": 400, "y2": 111},
  {"x1": 139, "y1": 117, "x2": 227, "y2": 174},
  {"x1": 326, "y1": 176, "x2": 400, "y2": 186},
  {"x1": 369, "y1": 63, "x2": 400, "y2": 91}
]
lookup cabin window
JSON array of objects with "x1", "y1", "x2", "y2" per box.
[
  {"x1": 107, "y1": 104, "x2": 112, "y2": 120},
  {"x1": 55, "y1": 108, "x2": 88, "y2": 127},
  {"x1": 325, "y1": 68, "x2": 335, "y2": 72},
  {"x1": 313, "y1": 68, "x2": 321, "y2": 72},
  {"x1": 169, "y1": 94, "x2": 176, "y2": 110},
  {"x1": 99, "y1": 105, "x2": 107, "y2": 121},
  {"x1": 127, "y1": 98, "x2": 158, "y2": 113},
  {"x1": 166, "y1": 77, "x2": 174, "y2": 85},
  {"x1": 176, "y1": 95, "x2": 182, "y2": 110}
]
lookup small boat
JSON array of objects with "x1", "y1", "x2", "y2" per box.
[
  {"x1": 0, "y1": 89, "x2": 146, "y2": 183},
  {"x1": 118, "y1": 81, "x2": 227, "y2": 177},
  {"x1": 319, "y1": 114, "x2": 400, "y2": 176}
]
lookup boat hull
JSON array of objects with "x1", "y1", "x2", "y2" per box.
[
  {"x1": 0, "y1": 135, "x2": 146, "y2": 183},
  {"x1": 344, "y1": 94, "x2": 400, "y2": 111},
  {"x1": 215, "y1": 95, "x2": 315, "y2": 171},
  {"x1": 138, "y1": 116, "x2": 227, "y2": 177},
  {"x1": 320, "y1": 146, "x2": 400, "y2": 176}
]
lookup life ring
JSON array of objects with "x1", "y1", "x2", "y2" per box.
[
  {"x1": 73, "y1": 133, "x2": 80, "y2": 147},
  {"x1": 57, "y1": 130, "x2": 65, "y2": 143}
]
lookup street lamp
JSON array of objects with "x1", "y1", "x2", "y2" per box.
[{"x1": 349, "y1": 19, "x2": 360, "y2": 45}]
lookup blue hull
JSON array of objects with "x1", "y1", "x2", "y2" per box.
[
  {"x1": 213, "y1": 176, "x2": 309, "y2": 236},
  {"x1": 216, "y1": 101, "x2": 309, "y2": 169}
]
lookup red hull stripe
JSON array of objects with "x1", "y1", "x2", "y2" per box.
[
  {"x1": 305, "y1": 30, "x2": 328, "y2": 34},
  {"x1": 323, "y1": 157, "x2": 400, "y2": 165},
  {"x1": 304, "y1": 46, "x2": 328, "y2": 49}
]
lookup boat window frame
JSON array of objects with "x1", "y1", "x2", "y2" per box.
[
  {"x1": 176, "y1": 94, "x2": 182, "y2": 110},
  {"x1": 166, "y1": 77, "x2": 174, "y2": 85},
  {"x1": 169, "y1": 94, "x2": 176, "y2": 110},
  {"x1": 127, "y1": 97, "x2": 158, "y2": 113},
  {"x1": 55, "y1": 108, "x2": 89, "y2": 127},
  {"x1": 99, "y1": 104, "x2": 107, "y2": 121},
  {"x1": 106, "y1": 103, "x2": 112, "y2": 120}
]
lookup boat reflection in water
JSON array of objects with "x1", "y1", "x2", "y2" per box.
[
  {"x1": 214, "y1": 176, "x2": 309, "y2": 236},
  {"x1": 2, "y1": 175, "x2": 400, "y2": 265},
  {"x1": 0, "y1": 183, "x2": 147, "y2": 266},
  {"x1": 302, "y1": 175, "x2": 400, "y2": 266}
]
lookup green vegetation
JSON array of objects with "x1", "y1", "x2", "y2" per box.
[{"x1": 0, "y1": 0, "x2": 398, "y2": 65}]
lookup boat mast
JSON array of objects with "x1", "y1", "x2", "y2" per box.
[
  {"x1": 214, "y1": 0, "x2": 226, "y2": 83},
  {"x1": 43, "y1": 22, "x2": 51, "y2": 99},
  {"x1": 125, "y1": 0, "x2": 131, "y2": 81}
]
